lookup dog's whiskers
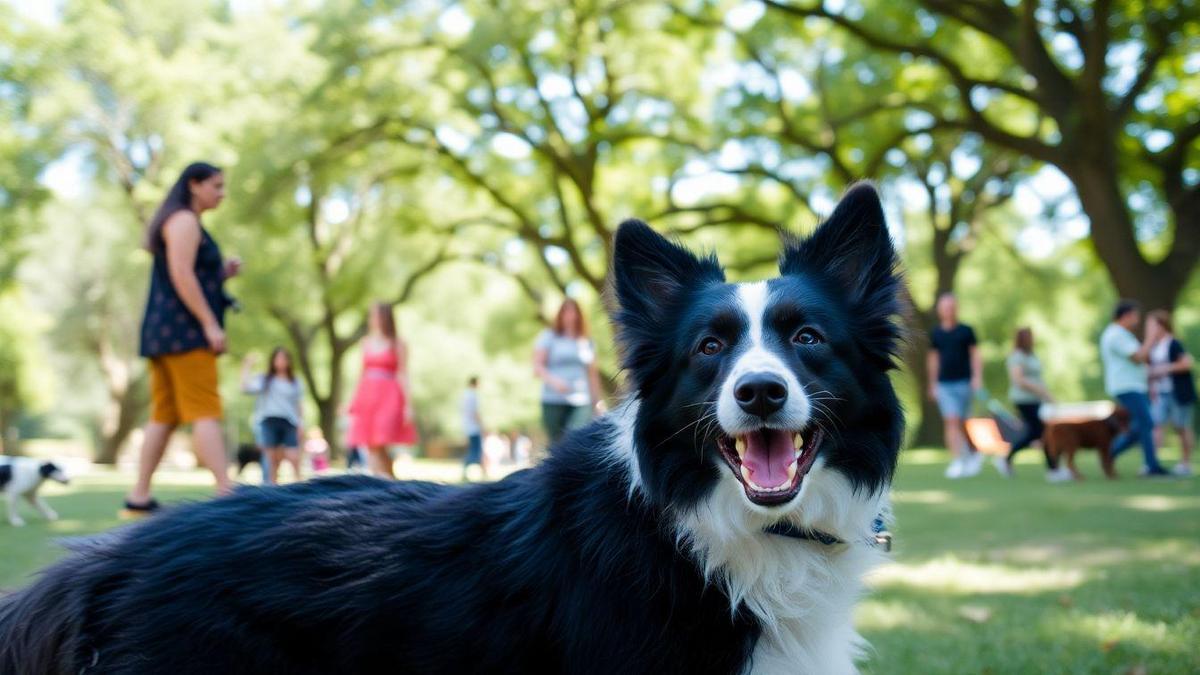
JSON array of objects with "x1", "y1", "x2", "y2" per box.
[{"x1": 653, "y1": 403, "x2": 719, "y2": 451}]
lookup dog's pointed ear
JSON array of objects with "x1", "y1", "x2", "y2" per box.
[
  {"x1": 611, "y1": 219, "x2": 724, "y2": 318},
  {"x1": 782, "y1": 183, "x2": 904, "y2": 367},
  {"x1": 780, "y1": 182, "x2": 896, "y2": 302}
]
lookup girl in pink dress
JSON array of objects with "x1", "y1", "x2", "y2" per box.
[{"x1": 347, "y1": 303, "x2": 418, "y2": 478}]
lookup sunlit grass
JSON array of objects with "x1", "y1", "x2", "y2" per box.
[
  {"x1": 868, "y1": 557, "x2": 1088, "y2": 594},
  {"x1": 1, "y1": 448, "x2": 1196, "y2": 673},
  {"x1": 860, "y1": 444, "x2": 1199, "y2": 674}
]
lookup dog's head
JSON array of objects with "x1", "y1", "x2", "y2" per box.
[
  {"x1": 39, "y1": 461, "x2": 69, "y2": 485},
  {"x1": 612, "y1": 183, "x2": 904, "y2": 518}
]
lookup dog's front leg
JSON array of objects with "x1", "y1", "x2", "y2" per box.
[
  {"x1": 28, "y1": 493, "x2": 58, "y2": 521},
  {"x1": 6, "y1": 492, "x2": 25, "y2": 527}
]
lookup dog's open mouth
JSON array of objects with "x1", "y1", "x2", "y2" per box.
[{"x1": 717, "y1": 428, "x2": 822, "y2": 506}]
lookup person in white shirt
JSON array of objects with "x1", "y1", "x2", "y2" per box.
[
  {"x1": 462, "y1": 376, "x2": 484, "y2": 481},
  {"x1": 1146, "y1": 309, "x2": 1195, "y2": 476},
  {"x1": 1100, "y1": 300, "x2": 1168, "y2": 477}
]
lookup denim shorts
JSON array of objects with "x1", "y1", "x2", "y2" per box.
[
  {"x1": 1152, "y1": 396, "x2": 1194, "y2": 429},
  {"x1": 935, "y1": 380, "x2": 974, "y2": 420},
  {"x1": 258, "y1": 417, "x2": 299, "y2": 449},
  {"x1": 464, "y1": 433, "x2": 483, "y2": 466}
]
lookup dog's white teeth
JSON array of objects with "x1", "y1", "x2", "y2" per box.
[
  {"x1": 793, "y1": 433, "x2": 804, "y2": 450},
  {"x1": 786, "y1": 461, "x2": 797, "y2": 482},
  {"x1": 741, "y1": 465, "x2": 753, "y2": 484},
  {"x1": 735, "y1": 437, "x2": 747, "y2": 458},
  {"x1": 745, "y1": 477, "x2": 791, "y2": 493}
]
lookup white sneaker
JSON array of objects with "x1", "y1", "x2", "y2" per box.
[
  {"x1": 993, "y1": 456, "x2": 1013, "y2": 478},
  {"x1": 944, "y1": 457, "x2": 964, "y2": 479},
  {"x1": 1138, "y1": 465, "x2": 1149, "y2": 477},
  {"x1": 962, "y1": 451, "x2": 984, "y2": 477},
  {"x1": 1046, "y1": 466, "x2": 1073, "y2": 483},
  {"x1": 1172, "y1": 463, "x2": 1192, "y2": 476}
]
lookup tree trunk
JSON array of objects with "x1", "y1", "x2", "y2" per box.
[
  {"x1": 903, "y1": 339, "x2": 944, "y2": 447},
  {"x1": 322, "y1": 338, "x2": 348, "y2": 460},
  {"x1": 316, "y1": 396, "x2": 341, "y2": 460},
  {"x1": 901, "y1": 234, "x2": 960, "y2": 447},
  {"x1": 94, "y1": 373, "x2": 147, "y2": 464},
  {"x1": 1070, "y1": 162, "x2": 1192, "y2": 310},
  {"x1": 900, "y1": 296, "x2": 943, "y2": 447},
  {"x1": 0, "y1": 406, "x2": 16, "y2": 456}
]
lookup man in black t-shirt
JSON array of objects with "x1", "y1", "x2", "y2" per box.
[{"x1": 927, "y1": 293, "x2": 984, "y2": 479}]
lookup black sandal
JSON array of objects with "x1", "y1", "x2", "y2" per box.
[{"x1": 120, "y1": 498, "x2": 161, "y2": 516}]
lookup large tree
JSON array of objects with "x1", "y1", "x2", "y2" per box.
[
  {"x1": 303, "y1": 0, "x2": 786, "y2": 306},
  {"x1": 762, "y1": 0, "x2": 1200, "y2": 309},
  {"x1": 225, "y1": 150, "x2": 459, "y2": 454},
  {"x1": 677, "y1": 11, "x2": 1030, "y2": 441},
  {"x1": 21, "y1": 0, "x2": 299, "y2": 461}
]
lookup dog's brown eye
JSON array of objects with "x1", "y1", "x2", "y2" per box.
[
  {"x1": 793, "y1": 328, "x2": 823, "y2": 345},
  {"x1": 699, "y1": 338, "x2": 724, "y2": 355}
]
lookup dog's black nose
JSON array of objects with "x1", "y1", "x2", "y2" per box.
[{"x1": 734, "y1": 373, "x2": 788, "y2": 418}]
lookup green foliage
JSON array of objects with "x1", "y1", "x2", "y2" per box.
[
  {"x1": 0, "y1": 288, "x2": 53, "y2": 452},
  {"x1": 0, "y1": 5, "x2": 59, "y2": 288},
  {"x1": 4, "y1": 0, "x2": 1198, "y2": 455}
]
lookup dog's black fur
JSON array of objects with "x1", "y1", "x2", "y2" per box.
[
  {"x1": 0, "y1": 456, "x2": 758, "y2": 674},
  {"x1": 0, "y1": 184, "x2": 904, "y2": 674},
  {"x1": 234, "y1": 442, "x2": 263, "y2": 476}
]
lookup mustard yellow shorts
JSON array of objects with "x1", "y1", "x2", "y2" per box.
[{"x1": 149, "y1": 349, "x2": 223, "y2": 424}]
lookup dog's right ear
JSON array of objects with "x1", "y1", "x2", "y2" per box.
[
  {"x1": 610, "y1": 220, "x2": 724, "y2": 384},
  {"x1": 611, "y1": 219, "x2": 724, "y2": 320}
]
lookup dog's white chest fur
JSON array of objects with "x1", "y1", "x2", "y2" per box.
[{"x1": 675, "y1": 461, "x2": 888, "y2": 675}]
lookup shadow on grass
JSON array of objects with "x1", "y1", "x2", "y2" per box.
[{"x1": 861, "y1": 451, "x2": 1200, "y2": 674}]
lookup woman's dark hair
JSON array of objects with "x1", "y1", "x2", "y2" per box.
[
  {"x1": 553, "y1": 298, "x2": 588, "y2": 337},
  {"x1": 264, "y1": 346, "x2": 295, "y2": 383},
  {"x1": 372, "y1": 303, "x2": 397, "y2": 340},
  {"x1": 144, "y1": 162, "x2": 222, "y2": 253},
  {"x1": 1014, "y1": 327, "x2": 1034, "y2": 354}
]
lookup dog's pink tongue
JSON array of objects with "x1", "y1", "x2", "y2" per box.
[{"x1": 741, "y1": 429, "x2": 796, "y2": 488}]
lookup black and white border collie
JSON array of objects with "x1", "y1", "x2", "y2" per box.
[
  {"x1": 0, "y1": 457, "x2": 69, "y2": 527},
  {"x1": 0, "y1": 184, "x2": 904, "y2": 674}
]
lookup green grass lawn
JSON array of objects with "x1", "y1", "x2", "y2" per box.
[{"x1": 1, "y1": 451, "x2": 1196, "y2": 674}]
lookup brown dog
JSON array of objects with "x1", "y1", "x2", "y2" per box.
[{"x1": 1044, "y1": 408, "x2": 1131, "y2": 479}]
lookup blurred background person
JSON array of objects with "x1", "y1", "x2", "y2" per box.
[
  {"x1": 461, "y1": 376, "x2": 484, "y2": 481},
  {"x1": 241, "y1": 348, "x2": 305, "y2": 484},
  {"x1": 1102, "y1": 300, "x2": 1168, "y2": 477},
  {"x1": 126, "y1": 162, "x2": 237, "y2": 514},
  {"x1": 998, "y1": 328, "x2": 1071, "y2": 481},
  {"x1": 347, "y1": 303, "x2": 418, "y2": 478},
  {"x1": 533, "y1": 299, "x2": 604, "y2": 446},
  {"x1": 1147, "y1": 310, "x2": 1195, "y2": 476},
  {"x1": 927, "y1": 292, "x2": 984, "y2": 479},
  {"x1": 304, "y1": 427, "x2": 330, "y2": 474}
]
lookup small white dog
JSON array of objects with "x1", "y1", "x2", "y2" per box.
[{"x1": 0, "y1": 457, "x2": 69, "y2": 527}]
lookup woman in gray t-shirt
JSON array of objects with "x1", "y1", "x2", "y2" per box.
[
  {"x1": 241, "y1": 348, "x2": 305, "y2": 484},
  {"x1": 1000, "y1": 328, "x2": 1068, "y2": 481},
  {"x1": 533, "y1": 299, "x2": 603, "y2": 444}
]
